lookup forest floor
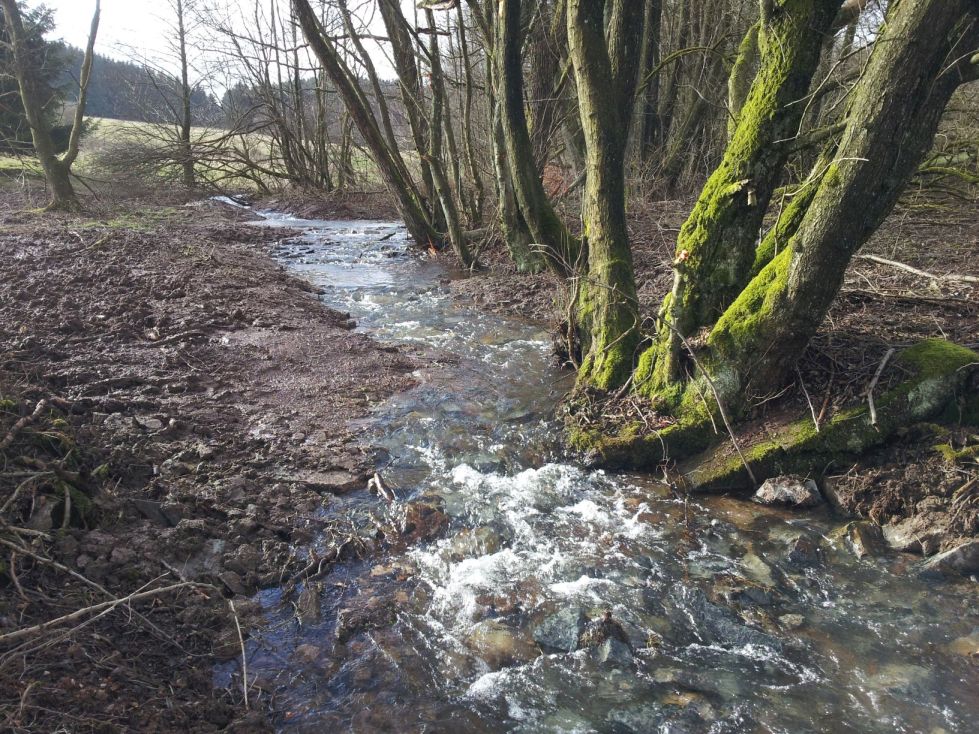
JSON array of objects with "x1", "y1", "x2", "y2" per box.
[{"x1": 0, "y1": 177, "x2": 975, "y2": 731}]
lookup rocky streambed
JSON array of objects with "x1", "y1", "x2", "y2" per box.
[{"x1": 219, "y1": 208, "x2": 978, "y2": 733}]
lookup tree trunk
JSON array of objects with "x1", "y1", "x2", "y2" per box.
[
  {"x1": 425, "y1": 9, "x2": 474, "y2": 269},
  {"x1": 294, "y1": 0, "x2": 439, "y2": 246},
  {"x1": 567, "y1": 0, "x2": 644, "y2": 390},
  {"x1": 176, "y1": 0, "x2": 195, "y2": 189},
  {"x1": 1, "y1": 0, "x2": 100, "y2": 211},
  {"x1": 498, "y1": 0, "x2": 580, "y2": 277},
  {"x1": 637, "y1": 0, "x2": 844, "y2": 397},
  {"x1": 707, "y1": 0, "x2": 979, "y2": 401},
  {"x1": 637, "y1": 0, "x2": 663, "y2": 159}
]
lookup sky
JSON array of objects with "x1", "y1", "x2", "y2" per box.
[{"x1": 44, "y1": 0, "x2": 175, "y2": 64}]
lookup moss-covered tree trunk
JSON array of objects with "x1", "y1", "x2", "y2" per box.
[
  {"x1": 566, "y1": 0, "x2": 643, "y2": 390},
  {"x1": 638, "y1": 0, "x2": 843, "y2": 395},
  {"x1": 708, "y1": 0, "x2": 979, "y2": 400},
  {"x1": 498, "y1": 0, "x2": 581, "y2": 277}
]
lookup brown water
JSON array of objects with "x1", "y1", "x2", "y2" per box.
[{"x1": 216, "y1": 210, "x2": 979, "y2": 733}]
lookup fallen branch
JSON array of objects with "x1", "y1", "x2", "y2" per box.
[
  {"x1": 367, "y1": 472, "x2": 396, "y2": 503},
  {"x1": 147, "y1": 330, "x2": 207, "y2": 347},
  {"x1": 0, "y1": 581, "x2": 200, "y2": 645},
  {"x1": 857, "y1": 254, "x2": 979, "y2": 284},
  {"x1": 0, "y1": 399, "x2": 48, "y2": 451},
  {"x1": 866, "y1": 347, "x2": 895, "y2": 428}
]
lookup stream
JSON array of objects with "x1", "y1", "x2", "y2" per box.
[{"x1": 216, "y1": 209, "x2": 978, "y2": 733}]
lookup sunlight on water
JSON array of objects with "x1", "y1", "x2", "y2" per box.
[{"x1": 217, "y1": 212, "x2": 979, "y2": 734}]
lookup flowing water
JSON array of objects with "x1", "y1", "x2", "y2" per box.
[{"x1": 216, "y1": 210, "x2": 978, "y2": 733}]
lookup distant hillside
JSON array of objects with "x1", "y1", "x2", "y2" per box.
[{"x1": 61, "y1": 46, "x2": 222, "y2": 125}]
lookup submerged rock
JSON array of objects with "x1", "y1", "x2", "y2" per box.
[
  {"x1": 754, "y1": 475, "x2": 823, "y2": 508},
  {"x1": 578, "y1": 610, "x2": 631, "y2": 650},
  {"x1": 532, "y1": 608, "x2": 587, "y2": 653},
  {"x1": 466, "y1": 619, "x2": 539, "y2": 668},
  {"x1": 395, "y1": 501, "x2": 449, "y2": 544},
  {"x1": 778, "y1": 613, "x2": 805, "y2": 630},
  {"x1": 444, "y1": 526, "x2": 504, "y2": 561},
  {"x1": 672, "y1": 588, "x2": 782, "y2": 652},
  {"x1": 607, "y1": 702, "x2": 708, "y2": 734},
  {"x1": 785, "y1": 534, "x2": 822, "y2": 567},
  {"x1": 593, "y1": 637, "x2": 633, "y2": 668},
  {"x1": 919, "y1": 540, "x2": 979, "y2": 578},
  {"x1": 833, "y1": 521, "x2": 885, "y2": 559}
]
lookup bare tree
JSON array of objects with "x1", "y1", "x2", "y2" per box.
[{"x1": 0, "y1": 0, "x2": 100, "y2": 210}]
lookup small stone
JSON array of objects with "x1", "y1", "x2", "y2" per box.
[
  {"x1": 135, "y1": 416, "x2": 164, "y2": 431},
  {"x1": 297, "y1": 582, "x2": 322, "y2": 623},
  {"x1": 294, "y1": 644, "x2": 322, "y2": 664},
  {"x1": 593, "y1": 637, "x2": 633, "y2": 668},
  {"x1": 754, "y1": 475, "x2": 823, "y2": 508},
  {"x1": 919, "y1": 540, "x2": 979, "y2": 578},
  {"x1": 945, "y1": 629, "x2": 979, "y2": 658},
  {"x1": 786, "y1": 535, "x2": 821, "y2": 566},
  {"x1": 844, "y1": 521, "x2": 885, "y2": 559},
  {"x1": 466, "y1": 619, "x2": 539, "y2": 668},
  {"x1": 533, "y1": 608, "x2": 587, "y2": 653},
  {"x1": 778, "y1": 614, "x2": 805, "y2": 630},
  {"x1": 219, "y1": 571, "x2": 249, "y2": 595}
]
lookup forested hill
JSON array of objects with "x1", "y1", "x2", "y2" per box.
[{"x1": 60, "y1": 46, "x2": 221, "y2": 124}]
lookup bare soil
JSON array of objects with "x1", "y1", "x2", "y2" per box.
[{"x1": 0, "y1": 189, "x2": 417, "y2": 731}]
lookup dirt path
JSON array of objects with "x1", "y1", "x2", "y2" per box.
[{"x1": 0, "y1": 193, "x2": 417, "y2": 731}]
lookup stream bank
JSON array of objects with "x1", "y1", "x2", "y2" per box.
[
  {"x1": 0, "y1": 191, "x2": 419, "y2": 731},
  {"x1": 1, "y1": 186, "x2": 976, "y2": 732},
  {"x1": 225, "y1": 205, "x2": 977, "y2": 732}
]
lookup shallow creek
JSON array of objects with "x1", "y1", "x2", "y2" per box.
[{"x1": 217, "y1": 210, "x2": 978, "y2": 733}]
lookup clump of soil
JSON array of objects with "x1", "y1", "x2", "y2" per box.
[{"x1": 0, "y1": 189, "x2": 417, "y2": 731}]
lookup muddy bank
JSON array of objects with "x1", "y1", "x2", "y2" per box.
[{"x1": 0, "y1": 191, "x2": 417, "y2": 731}]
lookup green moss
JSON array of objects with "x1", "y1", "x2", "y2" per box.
[
  {"x1": 567, "y1": 414, "x2": 716, "y2": 470},
  {"x1": 899, "y1": 338, "x2": 977, "y2": 377},
  {"x1": 679, "y1": 341, "x2": 979, "y2": 491},
  {"x1": 825, "y1": 163, "x2": 842, "y2": 187},
  {"x1": 708, "y1": 246, "x2": 791, "y2": 359},
  {"x1": 91, "y1": 462, "x2": 111, "y2": 480},
  {"x1": 933, "y1": 442, "x2": 979, "y2": 466}
]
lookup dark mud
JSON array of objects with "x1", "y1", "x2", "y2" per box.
[{"x1": 0, "y1": 191, "x2": 416, "y2": 731}]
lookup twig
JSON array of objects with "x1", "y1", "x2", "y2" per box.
[
  {"x1": 0, "y1": 538, "x2": 188, "y2": 649},
  {"x1": 367, "y1": 472, "x2": 396, "y2": 503},
  {"x1": 0, "y1": 399, "x2": 48, "y2": 451},
  {"x1": 228, "y1": 599, "x2": 249, "y2": 710},
  {"x1": 866, "y1": 347, "x2": 895, "y2": 428},
  {"x1": 0, "y1": 581, "x2": 199, "y2": 645},
  {"x1": 147, "y1": 330, "x2": 207, "y2": 347},
  {"x1": 662, "y1": 320, "x2": 757, "y2": 485},
  {"x1": 857, "y1": 253, "x2": 979, "y2": 284},
  {"x1": 797, "y1": 366, "x2": 820, "y2": 432}
]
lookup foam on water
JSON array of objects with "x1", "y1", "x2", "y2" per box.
[{"x1": 218, "y1": 210, "x2": 979, "y2": 734}]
